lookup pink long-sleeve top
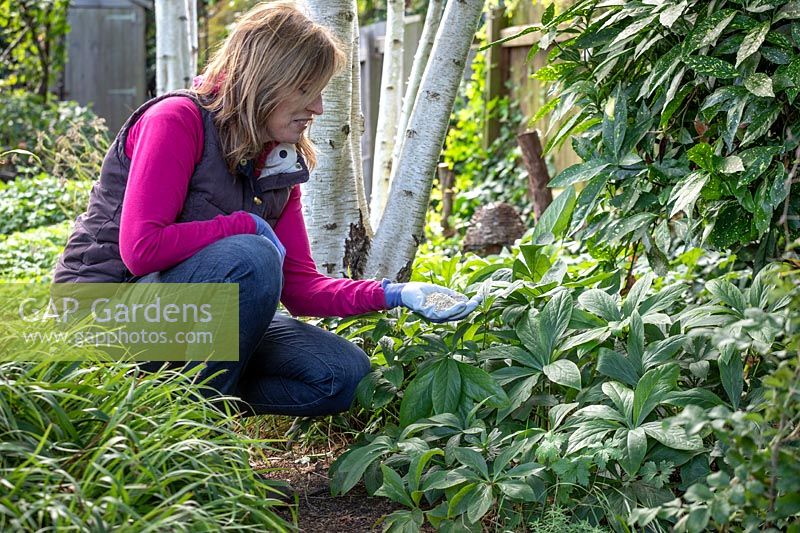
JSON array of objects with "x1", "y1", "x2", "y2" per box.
[{"x1": 118, "y1": 96, "x2": 387, "y2": 317}]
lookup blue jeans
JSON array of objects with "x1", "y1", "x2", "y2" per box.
[{"x1": 134, "y1": 234, "x2": 371, "y2": 417}]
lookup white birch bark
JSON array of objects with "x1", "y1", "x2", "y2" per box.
[
  {"x1": 304, "y1": 0, "x2": 368, "y2": 277},
  {"x1": 185, "y1": 0, "x2": 198, "y2": 80},
  {"x1": 391, "y1": 0, "x2": 444, "y2": 176},
  {"x1": 368, "y1": 0, "x2": 405, "y2": 230},
  {"x1": 155, "y1": 0, "x2": 193, "y2": 94},
  {"x1": 365, "y1": 0, "x2": 484, "y2": 280},
  {"x1": 350, "y1": 18, "x2": 370, "y2": 234}
]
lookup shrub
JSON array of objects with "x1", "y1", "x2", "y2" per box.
[
  {"x1": 0, "y1": 91, "x2": 109, "y2": 181},
  {"x1": 520, "y1": 0, "x2": 799, "y2": 267},
  {"x1": 0, "y1": 221, "x2": 71, "y2": 282},
  {"x1": 0, "y1": 175, "x2": 90, "y2": 236},
  {"x1": 0, "y1": 1, "x2": 69, "y2": 98},
  {"x1": 631, "y1": 266, "x2": 800, "y2": 533}
]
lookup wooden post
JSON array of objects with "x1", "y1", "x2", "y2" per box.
[
  {"x1": 517, "y1": 130, "x2": 552, "y2": 221},
  {"x1": 483, "y1": 6, "x2": 505, "y2": 149},
  {"x1": 438, "y1": 163, "x2": 456, "y2": 237}
]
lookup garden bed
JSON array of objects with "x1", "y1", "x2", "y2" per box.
[{"x1": 256, "y1": 447, "x2": 428, "y2": 532}]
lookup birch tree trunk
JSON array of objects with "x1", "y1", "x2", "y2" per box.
[
  {"x1": 350, "y1": 19, "x2": 370, "y2": 236},
  {"x1": 365, "y1": 0, "x2": 484, "y2": 280},
  {"x1": 185, "y1": 0, "x2": 198, "y2": 79},
  {"x1": 367, "y1": 0, "x2": 404, "y2": 230},
  {"x1": 155, "y1": 0, "x2": 194, "y2": 94},
  {"x1": 304, "y1": 0, "x2": 369, "y2": 278},
  {"x1": 390, "y1": 0, "x2": 444, "y2": 181}
]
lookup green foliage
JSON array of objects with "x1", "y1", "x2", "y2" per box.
[
  {"x1": 0, "y1": 175, "x2": 90, "y2": 235},
  {"x1": 524, "y1": 0, "x2": 800, "y2": 265},
  {"x1": 528, "y1": 506, "x2": 610, "y2": 532},
  {"x1": 0, "y1": 91, "x2": 105, "y2": 151},
  {"x1": 0, "y1": 91, "x2": 110, "y2": 180},
  {"x1": 205, "y1": 0, "x2": 260, "y2": 53},
  {"x1": 0, "y1": 0, "x2": 70, "y2": 99},
  {"x1": 0, "y1": 358, "x2": 292, "y2": 531},
  {"x1": 631, "y1": 267, "x2": 800, "y2": 533},
  {"x1": 325, "y1": 192, "x2": 798, "y2": 531},
  {"x1": 0, "y1": 221, "x2": 70, "y2": 282},
  {"x1": 441, "y1": 46, "x2": 529, "y2": 233}
]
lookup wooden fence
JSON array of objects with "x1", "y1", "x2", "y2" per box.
[{"x1": 485, "y1": 7, "x2": 581, "y2": 174}]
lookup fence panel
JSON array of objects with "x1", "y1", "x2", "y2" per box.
[{"x1": 500, "y1": 27, "x2": 581, "y2": 173}]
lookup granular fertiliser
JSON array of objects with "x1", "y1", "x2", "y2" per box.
[{"x1": 424, "y1": 292, "x2": 467, "y2": 311}]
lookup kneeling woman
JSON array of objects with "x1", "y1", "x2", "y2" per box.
[{"x1": 53, "y1": 1, "x2": 477, "y2": 417}]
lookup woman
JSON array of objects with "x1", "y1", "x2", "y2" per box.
[{"x1": 53, "y1": 1, "x2": 478, "y2": 417}]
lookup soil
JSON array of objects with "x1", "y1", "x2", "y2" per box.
[{"x1": 254, "y1": 447, "x2": 409, "y2": 532}]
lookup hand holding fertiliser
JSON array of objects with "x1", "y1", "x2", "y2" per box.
[{"x1": 382, "y1": 280, "x2": 480, "y2": 322}]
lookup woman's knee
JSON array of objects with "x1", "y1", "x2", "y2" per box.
[
  {"x1": 348, "y1": 346, "x2": 372, "y2": 384},
  {"x1": 215, "y1": 234, "x2": 282, "y2": 275},
  {"x1": 326, "y1": 343, "x2": 371, "y2": 412},
  {"x1": 212, "y1": 235, "x2": 283, "y2": 301}
]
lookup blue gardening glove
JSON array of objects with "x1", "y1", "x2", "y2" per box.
[
  {"x1": 382, "y1": 279, "x2": 480, "y2": 323},
  {"x1": 249, "y1": 213, "x2": 286, "y2": 263}
]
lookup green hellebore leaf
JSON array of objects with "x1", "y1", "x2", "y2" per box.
[
  {"x1": 578, "y1": 289, "x2": 621, "y2": 323},
  {"x1": 457, "y1": 360, "x2": 509, "y2": 408},
  {"x1": 432, "y1": 358, "x2": 462, "y2": 415},
  {"x1": 375, "y1": 465, "x2": 414, "y2": 508},
  {"x1": 620, "y1": 427, "x2": 648, "y2": 477},
  {"x1": 719, "y1": 349, "x2": 744, "y2": 409},
  {"x1": 466, "y1": 483, "x2": 494, "y2": 524},
  {"x1": 538, "y1": 289, "x2": 574, "y2": 359},
  {"x1": 598, "y1": 348, "x2": 640, "y2": 387},
  {"x1": 399, "y1": 369, "x2": 435, "y2": 427},
  {"x1": 543, "y1": 359, "x2": 582, "y2": 390},
  {"x1": 633, "y1": 364, "x2": 680, "y2": 426},
  {"x1": 454, "y1": 447, "x2": 489, "y2": 479}
]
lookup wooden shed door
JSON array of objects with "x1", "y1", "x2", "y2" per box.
[{"x1": 64, "y1": 7, "x2": 147, "y2": 136}]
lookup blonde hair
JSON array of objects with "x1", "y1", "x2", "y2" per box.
[{"x1": 194, "y1": 1, "x2": 346, "y2": 172}]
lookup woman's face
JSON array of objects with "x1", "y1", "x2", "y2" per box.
[{"x1": 265, "y1": 87, "x2": 324, "y2": 144}]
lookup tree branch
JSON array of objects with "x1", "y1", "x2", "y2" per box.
[{"x1": 0, "y1": 29, "x2": 28, "y2": 65}]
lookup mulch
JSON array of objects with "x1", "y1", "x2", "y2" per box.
[{"x1": 254, "y1": 448, "x2": 407, "y2": 532}]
